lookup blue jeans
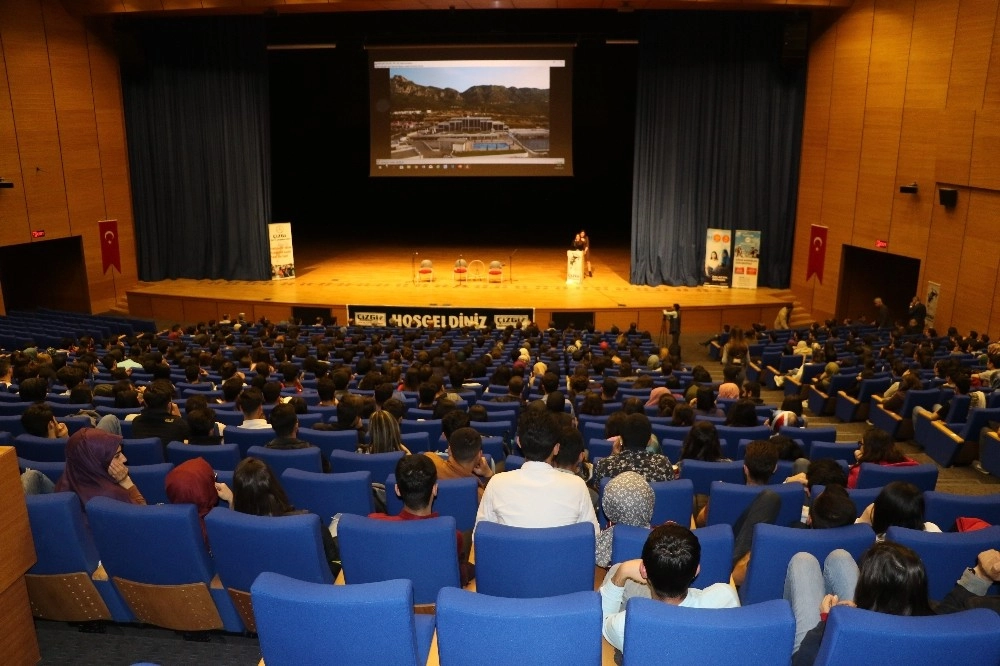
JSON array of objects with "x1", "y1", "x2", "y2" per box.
[
  {"x1": 96, "y1": 413, "x2": 122, "y2": 436},
  {"x1": 21, "y1": 469, "x2": 55, "y2": 495},
  {"x1": 783, "y1": 549, "x2": 859, "y2": 651}
]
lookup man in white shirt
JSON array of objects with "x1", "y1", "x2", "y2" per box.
[
  {"x1": 601, "y1": 523, "x2": 740, "y2": 653},
  {"x1": 237, "y1": 386, "x2": 271, "y2": 429},
  {"x1": 475, "y1": 406, "x2": 599, "y2": 535}
]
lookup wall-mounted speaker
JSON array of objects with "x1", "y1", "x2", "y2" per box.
[
  {"x1": 939, "y1": 188, "x2": 958, "y2": 208},
  {"x1": 899, "y1": 184, "x2": 918, "y2": 194}
]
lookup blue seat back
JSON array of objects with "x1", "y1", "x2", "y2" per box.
[
  {"x1": 622, "y1": 598, "x2": 794, "y2": 666},
  {"x1": 252, "y1": 573, "x2": 432, "y2": 666},
  {"x1": 384, "y1": 474, "x2": 479, "y2": 533},
  {"x1": 121, "y1": 437, "x2": 165, "y2": 465},
  {"x1": 337, "y1": 513, "x2": 460, "y2": 606},
  {"x1": 436, "y1": 588, "x2": 602, "y2": 666},
  {"x1": 400, "y1": 419, "x2": 444, "y2": 447},
  {"x1": 924, "y1": 491, "x2": 1000, "y2": 531},
  {"x1": 813, "y1": 606, "x2": 1000, "y2": 666},
  {"x1": 25, "y1": 492, "x2": 133, "y2": 622},
  {"x1": 204, "y1": 507, "x2": 334, "y2": 593},
  {"x1": 281, "y1": 469, "x2": 373, "y2": 525},
  {"x1": 715, "y1": 425, "x2": 770, "y2": 459},
  {"x1": 651, "y1": 478, "x2": 694, "y2": 526},
  {"x1": 740, "y1": 523, "x2": 876, "y2": 605},
  {"x1": 86, "y1": 496, "x2": 216, "y2": 585},
  {"x1": 224, "y1": 426, "x2": 276, "y2": 457},
  {"x1": 473, "y1": 521, "x2": 595, "y2": 599},
  {"x1": 14, "y1": 434, "x2": 68, "y2": 462},
  {"x1": 679, "y1": 459, "x2": 745, "y2": 495},
  {"x1": 855, "y1": 462, "x2": 938, "y2": 492},
  {"x1": 779, "y1": 426, "x2": 838, "y2": 457},
  {"x1": 610, "y1": 523, "x2": 734, "y2": 587},
  {"x1": 18, "y1": 457, "x2": 65, "y2": 484},
  {"x1": 329, "y1": 449, "x2": 404, "y2": 484},
  {"x1": 808, "y1": 440, "x2": 859, "y2": 464},
  {"x1": 166, "y1": 441, "x2": 242, "y2": 471},
  {"x1": 247, "y1": 445, "x2": 323, "y2": 476},
  {"x1": 885, "y1": 526, "x2": 1000, "y2": 601},
  {"x1": 297, "y1": 427, "x2": 360, "y2": 457},
  {"x1": 126, "y1": 463, "x2": 174, "y2": 505},
  {"x1": 705, "y1": 481, "x2": 805, "y2": 528},
  {"x1": 504, "y1": 455, "x2": 525, "y2": 471}
]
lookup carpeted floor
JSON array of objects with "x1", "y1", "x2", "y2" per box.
[{"x1": 35, "y1": 620, "x2": 261, "y2": 666}]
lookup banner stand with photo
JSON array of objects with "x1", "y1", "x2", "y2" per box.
[
  {"x1": 732, "y1": 230, "x2": 761, "y2": 289},
  {"x1": 704, "y1": 228, "x2": 732, "y2": 287},
  {"x1": 269, "y1": 222, "x2": 295, "y2": 280}
]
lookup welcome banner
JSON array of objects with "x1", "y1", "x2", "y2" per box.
[{"x1": 348, "y1": 305, "x2": 535, "y2": 329}]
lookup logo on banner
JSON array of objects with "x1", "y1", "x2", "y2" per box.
[
  {"x1": 495, "y1": 314, "x2": 531, "y2": 328},
  {"x1": 99, "y1": 220, "x2": 121, "y2": 274},
  {"x1": 807, "y1": 225, "x2": 828, "y2": 283},
  {"x1": 355, "y1": 312, "x2": 387, "y2": 326}
]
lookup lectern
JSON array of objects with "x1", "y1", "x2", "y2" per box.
[{"x1": 566, "y1": 250, "x2": 584, "y2": 284}]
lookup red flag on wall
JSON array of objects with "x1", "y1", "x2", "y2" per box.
[
  {"x1": 806, "y1": 224, "x2": 828, "y2": 283},
  {"x1": 99, "y1": 219, "x2": 121, "y2": 274}
]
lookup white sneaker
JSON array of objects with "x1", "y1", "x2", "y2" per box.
[{"x1": 972, "y1": 461, "x2": 990, "y2": 475}]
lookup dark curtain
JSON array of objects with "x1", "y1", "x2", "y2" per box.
[
  {"x1": 630, "y1": 13, "x2": 806, "y2": 287},
  {"x1": 121, "y1": 17, "x2": 271, "y2": 281}
]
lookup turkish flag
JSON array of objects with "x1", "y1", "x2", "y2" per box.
[
  {"x1": 806, "y1": 224, "x2": 827, "y2": 283},
  {"x1": 99, "y1": 219, "x2": 121, "y2": 274}
]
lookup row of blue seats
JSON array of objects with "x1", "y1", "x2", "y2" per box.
[{"x1": 27, "y1": 489, "x2": 1000, "y2": 665}]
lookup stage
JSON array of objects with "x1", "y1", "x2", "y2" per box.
[{"x1": 125, "y1": 242, "x2": 795, "y2": 334}]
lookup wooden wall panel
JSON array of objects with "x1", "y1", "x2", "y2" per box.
[
  {"x1": 922, "y1": 199, "x2": 966, "y2": 330},
  {"x1": 149, "y1": 295, "x2": 185, "y2": 323},
  {"x1": 904, "y1": 0, "x2": 958, "y2": 109},
  {"x1": 0, "y1": 2, "x2": 71, "y2": 239},
  {"x1": 183, "y1": 299, "x2": 223, "y2": 325},
  {"x1": 796, "y1": 0, "x2": 1000, "y2": 334},
  {"x1": 792, "y1": 18, "x2": 837, "y2": 313},
  {"x1": 854, "y1": 106, "x2": 902, "y2": 246},
  {"x1": 44, "y1": 2, "x2": 104, "y2": 237},
  {"x1": 0, "y1": 1, "x2": 136, "y2": 315},
  {"x1": 0, "y1": 39, "x2": 30, "y2": 247},
  {"x1": 893, "y1": 107, "x2": 938, "y2": 283},
  {"x1": 986, "y1": 12, "x2": 1000, "y2": 108},
  {"x1": 952, "y1": 189, "x2": 1000, "y2": 332},
  {"x1": 90, "y1": 32, "x2": 139, "y2": 311},
  {"x1": 970, "y1": 110, "x2": 1000, "y2": 189},
  {"x1": 947, "y1": 0, "x2": 998, "y2": 109},
  {"x1": 934, "y1": 108, "x2": 977, "y2": 185},
  {"x1": 813, "y1": 2, "x2": 874, "y2": 314},
  {"x1": 867, "y1": 0, "x2": 914, "y2": 109}
]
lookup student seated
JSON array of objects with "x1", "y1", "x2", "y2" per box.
[{"x1": 601, "y1": 523, "x2": 739, "y2": 654}]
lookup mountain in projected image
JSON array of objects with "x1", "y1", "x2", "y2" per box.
[{"x1": 390, "y1": 75, "x2": 549, "y2": 119}]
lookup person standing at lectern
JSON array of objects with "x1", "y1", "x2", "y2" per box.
[
  {"x1": 579, "y1": 230, "x2": 593, "y2": 277},
  {"x1": 664, "y1": 304, "x2": 681, "y2": 350}
]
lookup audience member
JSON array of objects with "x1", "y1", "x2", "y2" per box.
[
  {"x1": 601, "y1": 523, "x2": 739, "y2": 654},
  {"x1": 130, "y1": 379, "x2": 190, "y2": 450},
  {"x1": 424, "y1": 426, "x2": 493, "y2": 500},
  {"x1": 54, "y1": 427, "x2": 145, "y2": 510},
  {"x1": 368, "y1": 454, "x2": 474, "y2": 586},
  {"x1": 595, "y1": 471, "x2": 654, "y2": 568},
  {"x1": 847, "y1": 426, "x2": 917, "y2": 488},
  {"x1": 232, "y1": 457, "x2": 340, "y2": 577},
  {"x1": 595, "y1": 413, "x2": 674, "y2": 483},
  {"x1": 475, "y1": 408, "x2": 599, "y2": 534}
]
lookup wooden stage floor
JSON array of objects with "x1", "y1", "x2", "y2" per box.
[{"x1": 126, "y1": 243, "x2": 794, "y2": 334}]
